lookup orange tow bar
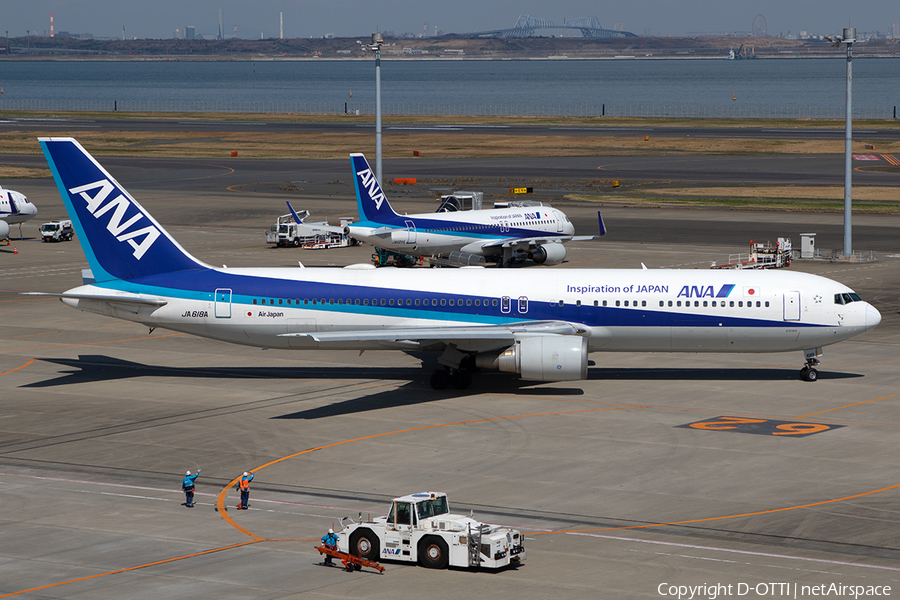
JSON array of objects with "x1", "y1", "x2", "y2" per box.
[{"x1": 315, "y1": 545, "x2": 385, "y2": 574}]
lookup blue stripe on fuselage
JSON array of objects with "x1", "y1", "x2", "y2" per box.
[
  {"x1": 359, "y1": 214, "x2": 567, "y2": 242},
  {"x1": 90, "y1": 270, "x2": 826, "y2": 330}
]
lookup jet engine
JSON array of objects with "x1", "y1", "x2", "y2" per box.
[
  {"x1": 0, "y1": 220, "x2": 9, "y2": 240},
  {"x1": 475, "y1": 336, "x2": 588, "y2": 381},
  {"x1": 530, "y1": 243, "x2": 566, "y2": 266}
]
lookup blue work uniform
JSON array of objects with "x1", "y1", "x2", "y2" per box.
[
  {"x1": 182, "y1": 471, "x2": 200, "y2": 507},
  {"x1": 321, "y1": 531, "x2": 339, "y2": 565},
  {"x1": 238, "y1": 472, "x2": 254, "y2": 509}
]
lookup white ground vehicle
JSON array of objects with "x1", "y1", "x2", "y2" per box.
[
  {"x1": 266, "y1": 210, "x2": 356, "y2": 249},
  {"x1": 40, "y1": 220, "x2": 74, "y2": 242},
  {"x1": 337, "y1": 492, "x2": 525, "y2": 569},
  {"x1": 711, "y1": 237, "x2": 792, "y2": 270}
]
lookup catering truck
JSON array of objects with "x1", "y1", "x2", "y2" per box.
[{"x1": 337, "y1": 492, "x2": 525, "y2": 569}]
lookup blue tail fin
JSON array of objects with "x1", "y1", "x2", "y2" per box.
[
  {"x1": 350, "y1": 153, "x2": 399, "y2": 223},
  {"x1": 286, "y1": 201, "x2": 303, "y2": 224},
  {"x1": 40, "y1": 137, "x2": 207, "y2": 283}
]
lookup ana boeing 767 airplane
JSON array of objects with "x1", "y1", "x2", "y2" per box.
[{"x1": 35, "y1": 138, "x2": 880, "y2": 389}]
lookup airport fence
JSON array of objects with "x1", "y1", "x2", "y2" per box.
[{"x1": 0, "y1": 98, "x2": 897, "y2": 119}]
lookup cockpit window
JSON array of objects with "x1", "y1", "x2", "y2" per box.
[{"x1": 834, "y1": 293, "x2": 863, "y2": 305}]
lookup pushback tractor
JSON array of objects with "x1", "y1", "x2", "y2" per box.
[{"x1": 337, "y1": 492, "x2": 525, "y2": 569}]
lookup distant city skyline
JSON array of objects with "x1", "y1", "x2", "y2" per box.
[{"x1": 4, "y1": 1, "x2": 899, "y2": 40}]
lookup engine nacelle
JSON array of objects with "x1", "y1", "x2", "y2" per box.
[
  {"x1": 0, "y1": 220, "x2": 9, "y2": 240},
  {"x1": 476, "y1": 336, "x2": 588, "y2": 381},
  {"x1": 530, "y1": 243, "x2": 566, "y2": 266}
]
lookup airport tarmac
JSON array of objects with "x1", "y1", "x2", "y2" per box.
[{"x1": 1, "y1": 163, "x2": 899, "y2": 599}]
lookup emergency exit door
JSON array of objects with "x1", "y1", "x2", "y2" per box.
[
  {"x1": 214, "y1": 288, "x2": 232, "y2": 318},
  {"x1": 783, "y1": 291, "x2": 800, "y2": 321}
]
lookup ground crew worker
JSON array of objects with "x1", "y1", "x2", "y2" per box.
[
  {"x1": 182, "y1": 469, "x2": 200, "y2": 507},
  {"x1": 321, "y1": 528, "x2": 339, "y2": 566},
  {"x1": 236, "y1": 471, "x2": 254, "y2": 510}
]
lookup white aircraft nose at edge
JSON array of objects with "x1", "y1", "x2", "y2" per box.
[{"x1": 0, "y1": 185, "x2": 38, "y2": 241}]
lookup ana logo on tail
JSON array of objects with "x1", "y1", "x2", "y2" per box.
[
  {"x1": 356, "y1": 167, "x2": 386, "y2": 210},
  {"x1": 68, "y1": 179, "x2": 160, "y2": 260}
]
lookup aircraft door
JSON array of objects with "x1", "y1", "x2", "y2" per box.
[
  {"x1": 518, "y1": 296, "x2": 528, "y2": 314},
  {"x1": 405, "y1": 220, "x2": 417, "y2": 244},
  {"x1": 555, "y1": 211, "x2": 563, "y2": 232},
  {"x1": 783, "y1": 291, "x2": 801, "y2": 321},
  {"x1": 214, "y1": 288, "x2": 232, "y2": 318}
]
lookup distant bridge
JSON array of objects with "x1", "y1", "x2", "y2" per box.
[{"x1": 476, "y1": 15, "x2": 636, "y2": 38}]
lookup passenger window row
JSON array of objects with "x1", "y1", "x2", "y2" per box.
[
  {"x1": 251, "y1": 297, "x2": 501, "y2": 308},
  {"x1": 250, "y1": 296, "x2": 772, "y2": 310},
  {"x1": 660, "y1": 300, "x2": 769, "y2": 308},
  {"x1": 565, "y1": 299, "x2": 770, "y2": 308}
]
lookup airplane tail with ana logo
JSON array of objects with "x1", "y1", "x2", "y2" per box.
[
  {"x1": 350, "y1": 153, "x2": 400, "y2": 223},
  {"x1": 39, "y1": 137, "x2": 208, "y2": 283}
]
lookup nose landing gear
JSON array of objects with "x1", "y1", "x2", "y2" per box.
[{"x1": 800, "y1": 348, "x2": 822, "y2": 382}]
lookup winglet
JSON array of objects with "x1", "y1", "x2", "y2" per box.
[
  {"x1": 350, "y1": 153, "x2": 399, "y2": 222},
  {"x1": 597, "y1": 211, "x2": 607, "y2": 237}
]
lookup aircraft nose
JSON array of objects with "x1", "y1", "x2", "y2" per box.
[{"x1": 866, "y1": 303, "x2": 882, "y2": 330}]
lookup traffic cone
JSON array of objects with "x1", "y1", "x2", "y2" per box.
[{"x1": 13, "y1": 246, "x2": 17, "y2": 254}]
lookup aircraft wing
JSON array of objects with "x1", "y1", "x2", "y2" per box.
[
  {"x1": 474, "y1": 211, "x2": 606, "y2": 249},
  {"x1": 475, "y1": 235, "x2": 579, "y2": 250},
  {"x1": 22, "y1": 292, "x2": 168, "y2": 307},
  {"x1": 279, "y1": 320, "x2": 588, "y2": 344}
]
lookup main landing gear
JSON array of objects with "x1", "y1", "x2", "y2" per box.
[
  {"x1": 430, "y1": 350, "x2": 477, "y2": 390},
  {"x1": 430, "y1": 367, "x2": 473, "y2": 390},
  {"x1": 799, "y1": 348, "x2": 821, "y2": 382}
]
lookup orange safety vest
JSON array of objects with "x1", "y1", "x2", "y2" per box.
[{"x1": 239, "y1": 478, "x2": 250, "y2": 492}]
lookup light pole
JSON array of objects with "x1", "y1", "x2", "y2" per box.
[
  {"x1": 360, "y1": 33, "x2": 384, "y2": 186},
  {"x1": 830, "y1": 28, "x2": 856, "y2": 257}
]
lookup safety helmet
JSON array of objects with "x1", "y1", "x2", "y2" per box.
[
  {"x1": 328, "y1": 528, "x2": 334, "y2": 534},
  {"x1": 186, "y1": 470, "x2": 191, "y2": 475},
  {"x1": 243, "y1": 472, "x2": 248, "y2": 476}
]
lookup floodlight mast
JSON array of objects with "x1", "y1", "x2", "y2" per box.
[
  {"x1": 359, "y1": 33, "x2": 384, "y2": 187},
  {"x1": 829, "y1": 27, "x2": 856, "y2": 257}
]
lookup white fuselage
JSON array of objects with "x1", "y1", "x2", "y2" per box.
[
  {"x1": 63, "y1": 267, "x2": 879, "y2": 355},
  {"x1": 348, "y1": 206, "x2": 575, "y2": 256}
]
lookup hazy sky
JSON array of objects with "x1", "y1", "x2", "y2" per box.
[{"x1": 5, "y1": 0, "x2": 899, "y2": 40}]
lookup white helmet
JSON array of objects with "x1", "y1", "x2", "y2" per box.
[
  {"x1": 186, "y1": 470, "x2": 191, "y2": 475},
  {"x1": 243, "y1": 472, "x2": 248, "y2": 477},
  {"x1": 328, "y1": 528, "x2": 334, "y2": 534}
]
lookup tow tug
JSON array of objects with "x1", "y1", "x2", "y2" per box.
[{"x1": 335, "y1": 492, "x2": 525, "y2": 570}]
